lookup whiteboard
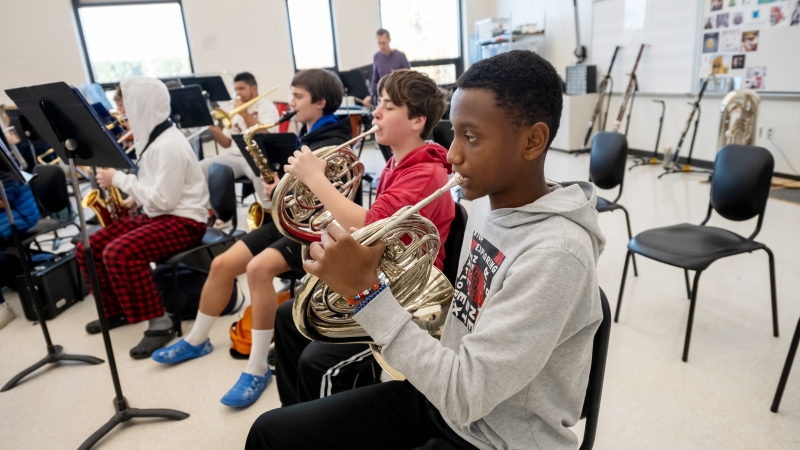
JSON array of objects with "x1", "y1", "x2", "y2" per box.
[
  {"x1": 699, "y1": 0, "x2": 800, "y2": 94},
  {"x1": 591, "y1": 0, "x2": 704, "y2": 94}
]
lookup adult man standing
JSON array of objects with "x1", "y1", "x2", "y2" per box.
[
  {"x1": 362, "y1": 29, "x2": 410, "y2": 106},
  {"x1": 201, "y1": 72, "x2": 280, "y2": 202}
]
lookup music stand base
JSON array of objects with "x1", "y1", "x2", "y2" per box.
[
  {"x1": 78, "y1": 397, "x2": 189, "y2": 450},
  {"x1": 1, "y1": 345, "x2": 104, "y2": 392},
  {"x1": 629, "y1": 156, "x2": 660, "y2": 170},
  {"x1": 658, "y1": 165, "x2": 713, "y2": 179}
]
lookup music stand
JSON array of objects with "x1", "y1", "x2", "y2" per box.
[
  {"x1": 5, "y1": 108, "x2": 50, "y2": 164},
  {"x1": 338, "y1": 69, "x2": 370, "y2": 102},
  {"x1": 6, "y1": 82, "x2": 189, "y2": 450},
  {"x1": 0, "y1": 139, "x2": 103, "y2": 393},
  {"x1": 176, "y1": 75, "x2": 231, "y2": 102},
  {"x1": 233, "y1": 133, "x2": 297, "y2": 178},
  {"x1": 169, "y1": 85, "x2": 214, "y2": 129}
]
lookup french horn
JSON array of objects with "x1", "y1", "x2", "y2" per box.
[{"x1": 292, "y1": 174, "x2": 463, "y2": 380}]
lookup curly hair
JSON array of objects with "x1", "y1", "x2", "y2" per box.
[
  {"x1": 457, "y1": 50, "x2": 563, "y2": 147},
  {"x1": 378, "y1": 69, "x2": 446, "y2": 139}
]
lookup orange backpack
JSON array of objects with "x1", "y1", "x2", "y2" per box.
[{"x1": 229, "y1": 290, "x2": 293, "y2": 358}]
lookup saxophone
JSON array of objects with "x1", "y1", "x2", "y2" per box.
[
  {"x1": 243, "y1": 111, "x2": 297, "y2": 230},
  {"x1": 82, "y1": 185, "x2": 128, "y2": 228}
]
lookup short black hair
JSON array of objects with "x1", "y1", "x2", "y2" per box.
[
  {"x1": 234, "y1": 72, "x2": 257, "y2": 86},
  {"x1": 456, "y1": 50, "x2": 563, "y2": 147}
]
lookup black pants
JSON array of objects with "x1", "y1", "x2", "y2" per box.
[
  {"x1": 246, "y1": 380, "x2": 479, "y2": 450},
  {"x1": 274, "y1": 298, "x2": 375, "y2": 406}
]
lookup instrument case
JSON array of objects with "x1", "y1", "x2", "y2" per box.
[{"x1": 15, "y1": 250, "x2": 88, "y2": 321}]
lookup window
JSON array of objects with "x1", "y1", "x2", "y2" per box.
[
  {"x1": 73, "y1": 0, "x2": 193, "y2": 86},
  {"x1": 286, "y1": 0, "x2": 337, "y2": 71},
  {"x1": 380, "y1": 0, "x2": 462, "y2": 85}
]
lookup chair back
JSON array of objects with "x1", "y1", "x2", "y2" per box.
[
  {"x1": 589, "y1": 132, "x2": 628, "y2": 191},
  {"x1": 31, "y1": 165, "x2": 70, "y2": 214},
  {"x1": 442, "y1": 202, "x2": 468, "y2": 285},
  {"x1": 710, "y1": 145, "x2": 774, "y2": 222},
  {"x1": 208, "y1": 163, "x2": 238, "y2": 228},
  {"x1": 579, "y1": 287, "x2": 611, "y2": 450},
  {"x1": 431, "y1": 120, "x2": 454, "y2": 151}
]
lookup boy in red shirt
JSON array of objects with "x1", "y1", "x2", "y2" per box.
[{"x1": 273, "y1": 69, "x2": 455, "y2": 406}]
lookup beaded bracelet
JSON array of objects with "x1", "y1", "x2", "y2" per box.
[{"x1": 352, "y1": 281, "x2": 388, "y2": 315}]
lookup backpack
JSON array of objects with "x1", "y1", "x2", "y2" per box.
[
  {"x1": 152, "y1": 264, "x2": 243, "y2": 320},
  {"x1": 228, "y1": 289, "x2": 293, "y2": 359}
]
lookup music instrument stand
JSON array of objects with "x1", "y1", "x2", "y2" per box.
[
  {"x1": 169, "y1": 85, "x2": 215, "y2": 130},
  {"x1": 175, "y1": 75, "x2": 232, "y2": 102},
  {"x1": 629, "y1": 99, "x2": 666, "y2": 170},
  {"x1": 6, "y1": 82, "x2": 189, "y2": 450},
  {"x1": 0, "y1": 140, "x2": 103, "y2": 393},
  {"x1": 658, "y1": 78, "x2": 714, "y2": 179}
]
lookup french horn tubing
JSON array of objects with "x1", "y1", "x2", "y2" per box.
[{"x1": 292, "y1": 173, "x2": 463, "y2": 380}]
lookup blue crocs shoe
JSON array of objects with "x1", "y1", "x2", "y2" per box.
[
  {"x1": 220, "y1": 370, "x2": 271, "y2": 408},
  {"x1": 151, "y1": 338, "x2": 213, "y2": 364}
]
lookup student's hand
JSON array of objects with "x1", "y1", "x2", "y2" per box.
[
  {"x1": 95, "y1": 168, "x2": 117, "y2": 189},
  {"x1": 123, "y1": 196, "x2": 137, "y2": 214},
  {"x1": 262, "y1": 176, "x2": 279, "y2": 201},
  {"x1": 304, "y1": 223, "x2": 384, "y2": 301},
  {"x1": 361, "y1": 96, "x2": 372, "y2": 106},
  {"x1": 233, "y1": 95, "x2": 243, "y2": 109},
  {"x1": 285, "y1": 146, "x2": 327, "y2": 186},
  {"x1": 0, "y1": 199, "x2": 5, "y2": 209},
  {"x1": 7, "y1": 131, "x2": 21, "y2": 145}
]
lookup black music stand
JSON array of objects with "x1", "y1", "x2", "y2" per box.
[
  {"x1": 629, "y1": 100, "x2": 666, "y2": 170},
  {"x1": 176, "y1": 75, "x2": 231, "y2": 101},
  {"x1": 6, "y1": 108, "x2": 51, "y2": 164},
  {"x1": 233, "y1": 133, "x2": 297, "y2": 178},
  {"x1": 338, "y1": 69, "x2": 370, "y2": 103},
  {"x1": 0, "y1": 139, "x2": 103, "y2": 393},
  {"x1": 169, "y1": 85, "x2": 214, "y2": 129},
  {"x1": 6, "y1": 82, "x2": 189, "y2": 450}
]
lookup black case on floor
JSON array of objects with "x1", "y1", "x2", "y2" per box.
[{"x1": 15, "y1": 250, "x2": 88, "y2": 321}]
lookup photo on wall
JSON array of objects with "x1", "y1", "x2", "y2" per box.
[
  {"x1": 733, "y1": 11, "x2": 744, "y2": 24},
  {"x1": 712, "y1": 55, "x2": 731, "y2": 74},
  {"x1": 769, "y1": 4, "x2": 790, "y2": 26},
  {"x1": 712, "y1": 0, "x2": 723, "y2": 11},
  {"x1": 732, "y1": 54, "x2": 746, "y2": 69},
  {"x1": 746, "y1": 8, "x2": 768, "y2": 25},
  {"x1": 703, "y1": 32, "x2": 720, "y2": 53},
  {"x1": 793, "y1": 0, "x2": 800, "y2": 25},
  {"x1": 717, "y1": 12, "x2": 730, "y2": 27},
  {"x1": 705, "y1": 16, "x2": 715, "y2": 29},
  {"x1": 745, "y1": 66, "x2": 766, "y2": 89},
  {"x1": 729, "y1": 0, "x2": 737, "y2": 6},
  {"x1": 741, "y1": 30, "x2": 759, "y2": 51},
  {"x1": 721, "y1": 30, "x2": 742, "y2": 51}
]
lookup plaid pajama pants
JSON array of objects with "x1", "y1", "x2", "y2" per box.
[{"x1": 75, "y1": 214, "x2": 207, "y2": 323}]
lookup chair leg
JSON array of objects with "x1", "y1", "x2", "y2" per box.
[
  {"x1": 683, "y1": 271, "x2": 703, "y2": 362},
  {"x1": 172, "y1": 264, "x2": 183, "y2": 337},
  {"x1": 764, "y1": 247, "x2": 779, "y2": 337},
  {"x1": 615, "y1": 251, "x2": 632, "y2": 323},
  {"x1": 684, "y1": 269, "x2": 692, "y2": 300},
  {"x1": 772, "y1": 315, "x2": 800, "y2": 413},
  {"x1": 619, "y1": 206, "x2": 638, "y2": 277}
]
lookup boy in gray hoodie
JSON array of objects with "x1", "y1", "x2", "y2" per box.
[{"x1": 246, "y1": 50, "x2": 606, "y2": 450}]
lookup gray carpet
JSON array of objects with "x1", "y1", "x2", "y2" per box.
[{"x1": 769, "y1": 188, "x2": 800, "y2": 204}]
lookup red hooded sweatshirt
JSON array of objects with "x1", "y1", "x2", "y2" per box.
[{"x1": 365, "y1": 143, "x2": 455, "y2": 270}]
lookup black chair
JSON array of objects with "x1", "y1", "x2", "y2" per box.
[
  {"x1": 431, "y1": 120, "x2": 454, "y2": 151},
  {"x1": 25, "y1": 165, "x2": 80, "y2": 251},
  {"x1": 772, "y1": 316, "x2": 800, "y2": 413},
  {"x1": 235, "y1": 176, "x2": 255, "y2": 205},
  {"x1": 352, "y1": 201, "x2": 469, "y2": 389},
  {"x1": 590, "y1": 132, "x2": 637, "y2": 276},
  {"x1": 158, "y1": 163, "x2": 246, "y2": 330},
  {"x1": 580, "y1": 288, "x2": 611, "y2": 450},
  {"x1": 616, "y1": 145, "x2": 777, "y2": 362}
]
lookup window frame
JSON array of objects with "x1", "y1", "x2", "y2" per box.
[
  {"x1": 378, "y1": 0, "x2": 464, "y2": 83},
  {"x1": 285, "y1": 0, "x2": 339, "y2": 73},
  {"x1": 71, "y1": 0, "x2": 196, "y2": 89}
]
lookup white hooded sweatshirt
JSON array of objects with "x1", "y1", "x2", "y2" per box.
[{"x1": 112, "y1": 77, "x2": 209, "y2": 224}]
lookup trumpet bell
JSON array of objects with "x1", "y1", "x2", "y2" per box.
[{"x1": 247, "y1": 202, "x2": 267, "y2": 231}]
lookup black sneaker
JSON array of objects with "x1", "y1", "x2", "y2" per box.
[{"x1": 85, "y1": 316, "x2": 129, "y2": 334}]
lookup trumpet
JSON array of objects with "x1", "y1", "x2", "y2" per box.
[
  {"x1": 271, "y1": 126, "x2": 378, "y2": 245},
  {"x1": 82, "y1": 185, "x2": 129, "y2": 228},
  {"x1": 243, "y1": 110, "x2": 298, "y2": 230},
  {"x1": 293, "y1": 174, "x2": 464, "y2": 380}
]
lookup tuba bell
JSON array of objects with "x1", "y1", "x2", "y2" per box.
[
  {"x1": 717, "y1": 89, "x2": 760, "y2": 150},
  {"x1": 270, "y1": 126, "x2": 377, "y2": 245},
  {"x1": 292, "y1": 174, "x2": 463, "y2": 380}
]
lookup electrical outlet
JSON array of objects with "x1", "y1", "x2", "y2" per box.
[{"x1": 767, "y1": 127, "x2": 775, "y2": 139}]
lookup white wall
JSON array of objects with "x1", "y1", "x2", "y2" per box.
[
  {"x1": 0, "y1": 0, "x2": 88, "y2": 104},
  {"x1": 332, "y1": 0, "x2": 381, "y2": 71},
  {"x1": 494, "y1": 0, "x2": 800, "y2": 176}
]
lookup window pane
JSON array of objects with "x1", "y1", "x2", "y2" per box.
[
  {"x1": 380, "y1": 0, "x2": 460, "y2": 61},
  {"x1": 287, "y1": 0, "x2": 336, "y2": 70},
  {"x1": 79, "y1": 3, "x2": 192, "y2": 84},
  {"x1": 413, "y1": 64, "x2": 456, "y2": 85}
]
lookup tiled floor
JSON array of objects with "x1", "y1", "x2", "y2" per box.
[{"x1": 1, "y1": 147, "x2": 798, "y2": 449}]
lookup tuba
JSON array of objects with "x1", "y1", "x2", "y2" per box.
[
  {"x1": 270, "y1": 126, "x2": 377, "y2": 245},
  {"x1": 292, "y1": 174, "x2": 463, "y2": 380},
  {"x1": 243, "y1": 110, "x2": 297, "y2": 230},
  {"x1": 82, "y1": 185, "x2": 128, "y2": 228},
  {"x1": 717, "y1": 89, "x2": 760, "y2": 150}
]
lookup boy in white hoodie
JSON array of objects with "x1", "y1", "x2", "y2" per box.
[
  {"x1": 246, "y1": 50, "x2": 606, "y2": 450},
  {"x1": 77, "y1": 76, "x2": 210, "y2": 359}
]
